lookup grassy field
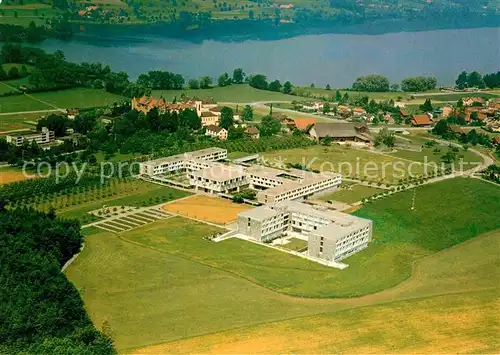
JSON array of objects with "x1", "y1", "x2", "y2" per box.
[
  {"x1": 152, "y1": 84, "x2": 305, "y2": 103},
  {"x1": 67, "y1": 212, "x2": 500, "y2": 352},
  {"x1": 137, "y1": 288, "x2": 498, "y2": 354},
  {"x1": 319, "y1": 184, "x2": 384, "y2": 204},
  {"x1": 125, "y1": 178, "x2": 500, "y2": 300},
  {"x1": 262, "y1": 145, "x2": 433, "y2": 183},
  {"x1": 0, "y1": 94, "x2": 52, "y2": 113},
  {"x1": 0, "y1": 88, "x2": 125, "y2": 113},
  {"x1": 0, "y1": 3, "x2": 58, "y2": 26},
  {"x1": 294, "y1": 87, "x2": 412, "y2": 101},
  {"x1": 0, "y1": 112, "x2": 41, "y2": 132},
  {"x1": 31, "y1": 88, "x2": 125, "y2": 108},
  {"x1": 281, "y1": 237, "x2": 308, "y2": 251}
]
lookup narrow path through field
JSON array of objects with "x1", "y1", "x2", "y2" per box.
[{"x1": 23, "y1": 93, "x2": 65, "y2": 112}]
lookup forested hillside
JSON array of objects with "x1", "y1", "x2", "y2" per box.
[{"x1": 0, "y1": 206, "x2": 115, "y2": 354}]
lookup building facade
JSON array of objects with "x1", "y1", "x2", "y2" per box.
[
  {"x1": 237, "y1": 201, "x2": 372, "y2": 261},
  {"x1": 6, "y1": 127, "x2": 55, "y2": 147}
]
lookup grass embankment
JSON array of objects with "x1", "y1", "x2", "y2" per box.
[
  {"x1": 319, "y1": 184, "x2": 383, "y2": 204},
  {"x1": 152, "y1": 84, "x2": 304, "y2": 103},
  {"x1": 0, "y1": 88, "x2": 125, "y2": 113},
  {"x1": 117, "y1": 178, "x2": 500, "y2": 299},
  {"x1": 67, "y1": 206, "x2": 500, "y2": 351}
]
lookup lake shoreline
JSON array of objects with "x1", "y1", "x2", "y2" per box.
[{"x1": 71, "y1": 15, "x2": 500, "y2": 44}]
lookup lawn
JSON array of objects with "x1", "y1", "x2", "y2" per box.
[
  {"x1": 0, "y1": 82, "x2": 17, "y2": 95},
  {"x1": 319, "y1": 184, "x2": 383, "y2": 204},
  {"x1": 262, "y1": 145, "x2": 431, "y2": 184},
  {"x1": 121, "y1": 178, "x2": 500, "y2": 300},
  {"x1": 68, "y1": 210, "x2": 500, "y2": 352},
  {"x1": 31, "y1": 88, "x2": 126, "y2": 108},
  {"x1": 0, "y1": 112, "x2": 40, "y2": 132},
  {"x1": 152, "y1": 84, "x2": 304, "y2": 103},
  {"x1": 139, "y1": 288, "x2": 498, "y2": 354},
  {"x1": 0, "y1": 94, "x2": 52, "y2": 113},
  {"x1": 280, "y1": 237, "x2": 308, "y2": 252}
]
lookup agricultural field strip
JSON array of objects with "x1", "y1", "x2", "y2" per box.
[{"x1": 94, "y1": 209, "x2": 174, "y2": 232}]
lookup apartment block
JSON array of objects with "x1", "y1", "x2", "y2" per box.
[
  {"x1": 140, "y1": 147, "x2": 341, "y2": 200},
  {"x1": 237, "y1": 201, "x2": 372, "y2": 262},
  {"x1": 139, "y1": 148, "x2": 228, "y2": 175},
  {"x1": 6, "y1": 127, "x2": 55, "y2": 147}
]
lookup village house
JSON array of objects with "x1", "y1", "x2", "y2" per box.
[
  {"x1": 352, "y1": 107, "x2": 367, "y2": 116},
  {"x1": 205, "y1": 125, "x2": 228, "y2": 140},
  {"x1": 244, "y1": 126, "x2": 260, "y2": 139},
  {"x1": 411, "y1": 114, "x2": 433, "y2": 127},
  {"x1": 441, "y1": 105, "x2": 454, "y2": 118},
  {"x1": 308, "y1": 123, "x2": 371, "y2": 143},
  {"x1": 66, "y1": 108, "x2": 80, "y2": 120},
  {"x1": 293, "y1": 118, "x2": 317, "y2": 131},
  {"x1": 462, "y1": 97, "x2": 486, "y2": 106}
]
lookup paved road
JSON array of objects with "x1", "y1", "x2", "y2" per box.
[{"x1": 0, "y1": 109, "x2": 63, "y2": 116}]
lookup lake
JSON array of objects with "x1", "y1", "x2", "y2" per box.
[{"x1": 36, "y1": 26, "x2": 499, "y2": 88}]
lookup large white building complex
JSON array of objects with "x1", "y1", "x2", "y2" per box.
[
  {"x1": 140, "y1": 147, "x2": 372, "y2": 264},
  {"x1": 140, "y1": 148, "x2": 341, "y2": 202},
  {"x1": 237, "y1": 201, "x2": 372, "y2": 262}
]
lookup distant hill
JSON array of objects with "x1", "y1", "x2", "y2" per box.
[{"x1": 1, "y1": 0, "x2": 499, "y2": 33}]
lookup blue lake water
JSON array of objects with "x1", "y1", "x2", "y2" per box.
[{"x1": 37, "y1": 26, "x2": 499, "y2": 88}]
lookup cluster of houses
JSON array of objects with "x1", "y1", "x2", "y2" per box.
[
  {"x1": 412, "y1": 97, "x2": 500, "y2": 131},
  {"x1": 295, "y1": 100, "x2": 407, "y2": 124}
]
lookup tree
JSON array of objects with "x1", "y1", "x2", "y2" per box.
[
  {"x1": 283, "y1": 81, "x2": 293, "y2": 94},
  {"x1": 455, "y1": 71, "x2": 468, "y2": 89},
  {"x1": 242, "y1": 105, "x2": 253, "y2": 121},
  {"x1": 217, "y1": 72, "x2": 231, "y2": 87},
  {"x1": 432, "y1": 119, "x2": 451, "y2": 137},
  {"x1": 326, "y1": 84, "x2": 331, "y2": 90},
  {"x1": 401, "y1": 76, "x2": 437, "y2": 92},
  {"x1": 259, "y1": 115, "x2": 281, "y2": 137},
  {"x1": 322, "y1": 102, "x2": 331, "y2": 114},
  {"x1": 0, "y1": 66, "x2": 6, "y2": 80},
  {"x1": 335, "y1": 90, "x2": 342, "y2": 102},
  {"x1": 321, "y1": 136, "x2": 333, "y2": 146},
  {"x1": 374, "y1": 127, "x2": 396, "y2": 147},
  {"x1": 7, "y1": 66, "x2": 20, "y2": 79},
  {"x1": 352, "y1": 74, "x2": 390, "y2": 92},
  {"x1": 419, "y1": 98, "x2": 433, "y2": 112},
  {"x1": 219, "y1": 107, "x2": 234, "y2": 129},
  {"x1": 232, "y1": 68, "x2": 245, "y2": 84},
  {"x1": 249, "y1": 74, "x2": 268, "y2": 90},
  {"x1": 467, "y1": 71, "x2": 483, "y2": 88},
  {"x1": 188, "y1": 78, "x2": 199, "y2": 89},
  {"x1": 390, "y1": 84, "x2": 400, "y2": 92},
  {"x1": 248, "y1": 9, "x2": 254, "y2": 20},
  {"x1": 199, "y1": 76, "x2": 212, "y2": 89},
  {"x1": 268, "y1": 79, "x2": 282, "y2": 92},
  {"x1": 228, "y1": 126, "x2": 245, "y2": 140}
]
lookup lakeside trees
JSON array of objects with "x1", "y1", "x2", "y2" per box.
[
  {"x1": 454, "y1": 70, "x2": 500, "y2": 89},
  {"x1": 352, "y1": 74, "x2": 390, "y2": 92},
  {"x1": 401, "y1": 76, "x2": 437, "y2": 92}
]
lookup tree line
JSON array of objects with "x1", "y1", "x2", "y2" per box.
[
  {"x1": 455, "y1": 70, "x2": 500, "y2": 89},
  {"x1": 0, "y1": 207, "x2": 115, "y2": 355}
]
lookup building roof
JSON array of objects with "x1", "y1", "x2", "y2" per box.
[
  {"x1": 206, "y1": 125, "x2": 225, "y2": 133},
  {"x1": 245, "y1": 127, "x2": 260, "y2": 134},
  {"x1": 311, "y1": 123, "x2": 370, "y2": 140},
  {"x1": 191, "y1": 164, "x2": 246, "y2": 182},
  {"x1": 141, "y1": 148, "x2": 226, "y2": 167},
  {"x1": 293, "y1": 118, "x2": 317, "y2": 130},
  {"x1": 238, "y1": 205, "x2": 279, "y2": 221},
  {"x1": 201, "y1": 111, "x2": 217, "y2": 118},
  {"x1": 411, "y1": 114, "x2": 433, "y2": 126}
]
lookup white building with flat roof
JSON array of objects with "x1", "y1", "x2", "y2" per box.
[
  {"x1": 6, "y1": 127, "x2": 55, "y2": 147},
  {"x1": 140, "y1": 147, "x2": 341, "y2": 199},
  {"x1": 237, "y1": 201, "x2": 372, "y2": 262}
]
